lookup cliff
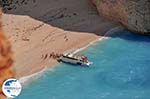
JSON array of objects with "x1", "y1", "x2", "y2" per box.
[
  {"x1": 1, "y1": 0, "x2": 115, "y2": 78},
  {"x1": 2, "y1": 0, "x2": 149, "y2": 34},
  {"x1": 0, "y1": 11, "x2": 14, "y2": 98},
  {"x1": 92, "y1": 0, "x2": 150, "y2": 34}
]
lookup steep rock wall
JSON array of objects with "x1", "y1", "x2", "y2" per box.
[
  {"x1": 92, "y1": 0, "x2": 150, "y2": 34},
  {"x1": 0, "y1": 11, "x2": 14, "y2": 99},
  {"x1": 1, "y1": 0, "x2": 149, "y2": 34},
  {"x1": 0, "y1": 0, "x2": 35, "y2": 11}
]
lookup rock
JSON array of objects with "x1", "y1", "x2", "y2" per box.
[
  {"x1": 91, "y1": 0, "x2": 150, "y2": 34},
  {"x1": 0, "y1": 11, "x2": 14, "y2": 98}
]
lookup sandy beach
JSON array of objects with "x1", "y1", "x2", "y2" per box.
[{"x1": 1, "y1": 0, "x2": 118, "y2": 78}]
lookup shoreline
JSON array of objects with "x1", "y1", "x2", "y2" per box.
[
  {"x1": 18, "y1": 37, "x2": 107, "y2": 86},
  {"x1": 18, "y1": 26, "x2": 124, "y2": 85},
  {"x1": 1, "y1": 0, "x2": 122, "y2": 85},
  {"x1": 18, "y1": 36, "x2": 102, "y2": 85},
  {"x1": 13, "y1": 33, "x2": 99, "y2": 78}
]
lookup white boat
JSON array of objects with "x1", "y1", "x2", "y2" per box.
[{"x1": 58, "y1": 53, "x2": 92, "y2": 66}]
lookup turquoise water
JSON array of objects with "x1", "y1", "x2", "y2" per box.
[{"x1": 17, "y1": 31, "x2": 150, "y2": 99}]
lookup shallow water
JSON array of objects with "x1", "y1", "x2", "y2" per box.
[{"x1": 17, "y1": 31, "x2": 150, "y2": 99}]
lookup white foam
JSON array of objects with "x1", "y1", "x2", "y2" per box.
[
  {"x1": 72, "y1": 26, "x2": 124, "y2": 54},
  {"x1": 18, "y1": 26, "x2": 124, "y2": 86},
  {"x1": 104, "y1": 26, "x2": 124, "y2": 36},
  {"x1": 19, "y1": 67, "x2": 50, "y2": 86}
]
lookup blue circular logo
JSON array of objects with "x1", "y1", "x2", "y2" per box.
[{"x1": 2, "y1": 78, "x2": 22, "y2": 98}]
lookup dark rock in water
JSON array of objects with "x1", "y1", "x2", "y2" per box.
[{"x1": 91, "y1": 0, "x2": 150, "y2": 34}]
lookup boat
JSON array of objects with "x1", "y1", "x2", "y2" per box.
[{"x1": 57, "y1": 53, "x2": 92, "y2": 66}]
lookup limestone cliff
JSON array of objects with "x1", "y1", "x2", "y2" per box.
[
  {"x1": 92, "y1": 0, "x2": 150, "y2": 34},
  {"x1": 0, "y1": 0, "x2": 34, "y2": 11},
  {"x1": 0, "y1": 11, "x2": 14, "y2": 98}
]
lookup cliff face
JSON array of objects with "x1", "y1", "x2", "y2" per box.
[
  {"x1": 0, "y1": 0, "x2": 33, "y2": 11},
  {"x1": 92, "y1": 0, "x2": 150, "y2": 34},
  {"x1": 0, "y1": 11, "x2": 14, "y2": 98},
  {"x1": 1, "y1": 0, "x2": 149, "y2": 34}
]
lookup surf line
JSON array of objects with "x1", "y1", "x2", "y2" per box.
[
  {"x1": 19, "y1": 66, "x2": 48, "y2": 86},
  {"x1": 72, "y1": 26, "x2": 124, "y2": 54},
  {"x1": 18, "y1": 26, "x2": 124, "y2": 86}
]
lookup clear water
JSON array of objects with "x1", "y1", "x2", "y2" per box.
[{"x1": 17, "y1": 31, "x2": 150, "y2": 99}]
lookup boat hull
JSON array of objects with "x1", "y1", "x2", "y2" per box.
[{"x1": 58, "y1": 57, "x2": 91, "y2": 66}]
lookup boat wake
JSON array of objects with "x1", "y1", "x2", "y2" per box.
[{"x1": 104, "y1": 26, "x2": 125, "y2": 37}]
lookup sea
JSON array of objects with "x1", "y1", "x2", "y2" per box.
[{"x1": 17, "y1": 30, "x2": 150, "y2": 99}]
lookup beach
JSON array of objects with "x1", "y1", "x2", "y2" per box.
[
  {"x1": 1, "y1": 0, "x2": 118, "y2": 78},
  {"x1": 17, "y1": 30, "x2": 150, "y2": 99}
]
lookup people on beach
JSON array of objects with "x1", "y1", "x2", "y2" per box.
[{"x1": 49, "y1": 52, "x2": 62, "y2": 59}]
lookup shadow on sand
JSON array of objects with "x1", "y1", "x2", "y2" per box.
[{"x1": 1, "y1": 0, "x2": 150, "y2": 42}]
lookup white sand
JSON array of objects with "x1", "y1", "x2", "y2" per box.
[{"x1": 1, "y1": 0, "x2": 118, "y2": 78}]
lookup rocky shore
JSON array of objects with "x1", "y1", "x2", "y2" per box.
[{"x1": 92, "y1": 0, "x2": 150, "y2": 34}]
